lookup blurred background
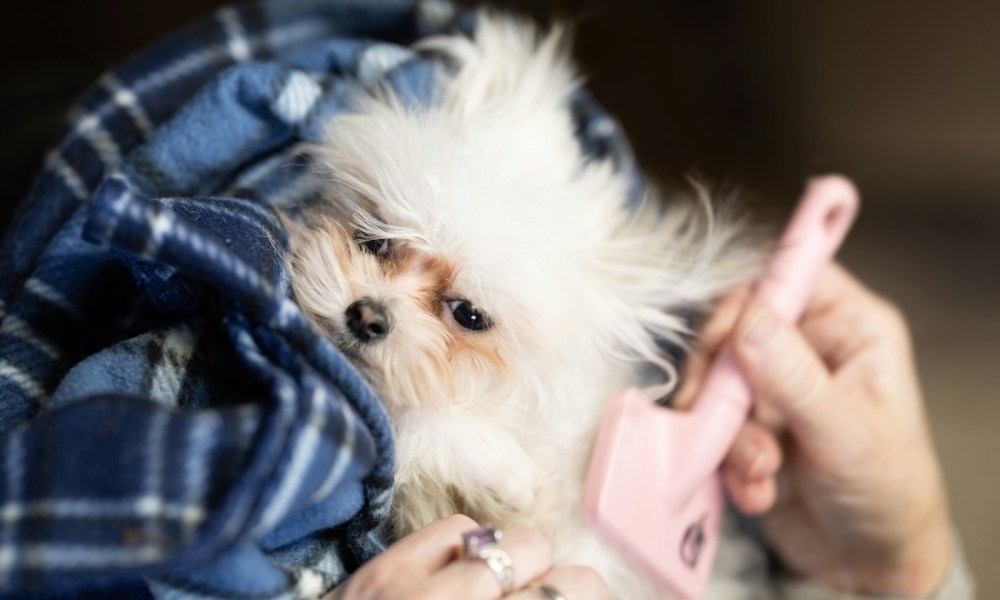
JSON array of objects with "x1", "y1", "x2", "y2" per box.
[{"x1": 2, "y1": 0, "x2": 997, "y2": 595}]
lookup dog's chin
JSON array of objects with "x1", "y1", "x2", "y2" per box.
[
  {"x1": 334, "y1": 336, "x2": 366, "y2": 364},
  {"x1": 335, "y1": 338, "x2": 382, "y2": 382},
  {"x1": 319, "y1": 322, "x2": 383, "y2": 381}
]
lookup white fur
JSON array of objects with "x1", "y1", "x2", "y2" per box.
[{"x1": 287, "y1": 14, "x2": 760, "y2": 599}]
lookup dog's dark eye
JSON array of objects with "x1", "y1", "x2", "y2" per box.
[
  {"x1": 358, "y1": 237, "x2": 391, "y2": 257},
  {"x1": 447, "y1": 299, "x2": 492, "y2": 332}
]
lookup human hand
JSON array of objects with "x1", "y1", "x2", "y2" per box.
[
  {"x1": 675, "y1": 264, "x2": 953, "y2": 596},
  {"x1": 324, "y1": 514, "x2": 610, "y2": 600}
]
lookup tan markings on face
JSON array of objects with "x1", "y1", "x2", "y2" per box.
[
  {"x1": 387, "y1": 247, "x2": 456, "y2": 314},
  {"x1": 445, "y1": 333, "x2": 508, "y2": 376},
  {"x1": 333, "y1": 229, "x2": 356, "y2": 275},
  {"x1": 386, "y1": 245, "x2": 508, "y2": 377}
]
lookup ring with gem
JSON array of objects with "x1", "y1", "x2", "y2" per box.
[{"x1": 460, "y1": 527, "x2": 515, "y2": 592}]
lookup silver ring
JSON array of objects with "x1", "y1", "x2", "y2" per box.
[
  {"x1": 533, "y1": 584, "x2": 568, "y2": 600},
  {"x1": 461, "y1": 528, "x2": 515, "y2": 592}
]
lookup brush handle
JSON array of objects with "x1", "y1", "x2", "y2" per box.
[{"x1": 676, "y1": 176, "x2": 859, "y2": 498}]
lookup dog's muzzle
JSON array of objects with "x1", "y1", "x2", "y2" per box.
[{"x1": 345, "y1": 297, "x2": 393, "y2": 343}]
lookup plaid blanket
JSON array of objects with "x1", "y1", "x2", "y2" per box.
[{"x1": 0, "y1": 1, "x2": 641, "y2": 598}]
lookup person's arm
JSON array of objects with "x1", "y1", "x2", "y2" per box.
[
  {"x1": 677, "y1": 264, "x2": 974, "y2": 599},
  {"x1": 775, "y1": 540, "x2": 974, "y2": 600}
]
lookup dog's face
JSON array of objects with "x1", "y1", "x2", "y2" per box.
[
  {"x1": 286, "y1": 100, "x2": 638, "y2": 415},
  {"x1": 288, "y1": 214, "x2": 515, "y2": 412}
]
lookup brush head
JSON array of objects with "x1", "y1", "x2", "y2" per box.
[{"x1": 583, "y1": 388, "x2": 725, "y2": 599}]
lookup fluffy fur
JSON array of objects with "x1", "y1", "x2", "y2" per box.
[{"x1": 287, "y1": 14, "x2": 759, "y2": 598}]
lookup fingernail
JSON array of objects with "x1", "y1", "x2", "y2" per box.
[
  {"x1": 741, "y1": 305, "x2": 777, "y2": 348},
  {"x1": 735, "y1": 439, "x2": 763, "y2": 477},
  {"x1": 748, "y1": 452, "x2": 767, "y2": 479}
]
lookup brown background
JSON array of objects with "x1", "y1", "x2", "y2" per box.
[{"x1": 2, "y1": 1, "x2": 998, "y2": 595}]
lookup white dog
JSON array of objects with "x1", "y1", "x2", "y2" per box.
[{"x1": 288, "y1": 14, "x2": 758, "y2": 598}]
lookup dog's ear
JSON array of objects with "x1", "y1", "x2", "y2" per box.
[
  {"x1": 592, "y1": 181, "x2": 765, "y2": 398},
  {"x1": 418, "y1": 14, "x2": 577, "y2": 120}
]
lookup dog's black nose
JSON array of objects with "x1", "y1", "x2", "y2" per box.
[{"x1": 345, "y1": 297, "x2": 392, "y2": 343}]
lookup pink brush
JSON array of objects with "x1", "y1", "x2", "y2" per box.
[{"x1": 583, "y1": 176, "x2": 860, "y2": 599}]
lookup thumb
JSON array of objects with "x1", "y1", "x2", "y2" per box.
[{"x1": 732, "y1": 302, "x2": 852, "y2": 447}]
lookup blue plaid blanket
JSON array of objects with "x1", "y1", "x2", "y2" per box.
[{"x1": 0, "y1": 0, "x2": 641, "y2": 598}]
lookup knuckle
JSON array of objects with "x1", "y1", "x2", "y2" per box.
[
  {"x1": 776, "y1": 351, "x2": 825, "y2": 407},
  {"x1": 527, "y1": 529, "x2": 552, "y2": 567},
  {"x1": 444, "y1": 513, "x2": 479, "y2": 531},
  {"x1": 347, "y1": 563, "x2": 395, "y2": 599},
  {"x1": 568, "y1": 565, "x2": 609, "y2": 593},
  {"x1": 521, "y1": 528, "x2": 553, "y2": 556},
  {"x1": 871, "y1": 296, "x2": 910, "y2": 339}
]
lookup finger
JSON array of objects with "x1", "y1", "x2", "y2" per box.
[
  {"x1": 798, "y1": 264, "x2": 903, "y2": 368},
  {"x1": 801, "y1": 301, "x2": 910, "y2": 380},
  {"x1": 384, "y1": 514, "x2": 481, "y2": 574},
  {"x1": 731, "y1": 301, "x2": 853, "y2": 446},
  {"x1": 722, "y1": 466, "x2": 777, "y2": 516},
  {"x1": 426, "y1": 528, "x2": 553, "y2": 600},
  {"x1": 674, "y1": 285, "x2": 751, "y2": 409},
  {"x1": 800, "y1": 263, "x2": 871, "y2": 324},
  {"x1": 772, "y1": 464, "x2": 797, "y2": 510},
  {"x1": 699, "y1": 283, "x2": 752, "y2": 350},
  {"x1": 750, "y1": 395, "x2": 788, "y2": 432},
  {"x1": 673, "y1": 349, "x2": 708, "y2": 410},
  {"x1": 723, "y1": 421, "x2": 782, "y2": 481},
  {"x1": 507, "y1": 566, "x2": 612, "y2": 600}
]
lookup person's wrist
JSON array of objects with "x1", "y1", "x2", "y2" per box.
[{"x1": 851, "y1": 501, "x2": 954, "y2": 597}]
